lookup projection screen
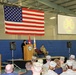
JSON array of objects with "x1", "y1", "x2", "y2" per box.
[{"x1": 58, "y1": 14, "x2": 76, "y2": 34}]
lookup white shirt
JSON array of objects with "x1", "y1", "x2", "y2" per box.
[
  {"x1": 44, "y1": 70, "x2": 58, "y2": 75},
  {"x1": 60, "y1": 69, "x2": 76, "y2": 75},
  {"x1": 43, "y1": 61, "x2": 50, "y2": 68}
]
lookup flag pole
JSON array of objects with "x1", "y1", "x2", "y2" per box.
[
  {"x1": 34, "y1": 35, "x2": 36, "y2": 49},
  {"x1": 28, "y1": 35, "x2": 31, "y2": 44}
]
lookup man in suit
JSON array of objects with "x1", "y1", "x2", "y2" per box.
[{"x1": 21, "y1": 40, "x2": 27, "y2": 59}]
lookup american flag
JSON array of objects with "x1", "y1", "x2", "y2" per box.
[{"x1": 4, "y1": 5, "x2": 45, "y2": 36}]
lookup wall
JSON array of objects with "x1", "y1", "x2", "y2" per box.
[
  {"x1": 0, "y1": 5, "x2": 76, "y2": 40},
  {"x1": 0, "y1": 5, "x2": 76, "y2": 62},
  {"x1": 0, "y1": 40, "x2": 76, "y2": 62}
]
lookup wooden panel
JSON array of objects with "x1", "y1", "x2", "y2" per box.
[{"x1": 24, "y1": 44, "x2": 34, "y2": 61}]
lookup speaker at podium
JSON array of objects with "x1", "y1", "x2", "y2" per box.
[{"x1": 23, "y1": 44, "x2": 34, "y2": 61}]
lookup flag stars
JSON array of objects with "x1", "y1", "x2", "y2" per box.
[{"x1": 4, "y1": 5, "x2": 22, "y2": 22}]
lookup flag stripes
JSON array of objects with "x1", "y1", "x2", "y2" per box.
[{"x1": 4, "y1": 5, "x2": 45, "y2": 35}]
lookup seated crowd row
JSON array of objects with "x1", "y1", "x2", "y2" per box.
[{"x1": 1, "y1": 54, "x2": 76, "y2": 75}]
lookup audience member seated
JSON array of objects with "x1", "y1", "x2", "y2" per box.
[
  {"x1": 42, "y1": 55, "x2": 51, "y2": 75},
  {"x1": 43, "y1": 55, "x2": 51, "y2": 68},
  {"x1": 60, "y1": 60, "x2": 75, "y2": 75},
  {"x1": 1, "y1": 64, "x2": 18, "y2": 75},
  {"x1": 59, "y1": 57, "x2": 65, "y2": 67},
  {"x1": 69, "y1": 54, "x2": 76, "y2": 63},
  {"x1": 54, "y1": 59, "x2": 63, "y2": 75},
  {"x1": 40, "y1": 44, "x2": 48, "y2": 57},
  {"x1": 21, "y1": 62, "x2": 33, "y2": 75},
  {"x1": 61, "y1": 64, "x2": 67, "y2": 72},
  {"x1": 31, "y1": 56, "x2": 37, "y2": 63},
  {"x1": 44, "y1": 61, "x2": 58, "y2": 75},
  {"x1": 31, "y1": 59, "x2": 43, "y2": 75}
]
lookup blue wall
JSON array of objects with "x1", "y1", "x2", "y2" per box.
[{"x1": 0, "y1": 40, "x2": 76, "y2": 62}]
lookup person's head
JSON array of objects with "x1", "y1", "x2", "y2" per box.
[
  {"x1": 25, "y1": 62, "x2": 32, "y2": 70},
  {"x1": 69, "y1": 54, "x2": 75, "y2": 60},
  {"x1": 59, "y1": 57, "x2": 65, "y2": 66},
  {"x1": 49, "y1": 61, "x2": 57, "y2": 70},
  {"x1": 31, "y1": 56, "x2": 37, "y2": 63},
  {"x1": 60, "y1": 57, "x2": 65, "y2": 62},
  {"x1": 46, "y1": 55, "x2": 51, "y2": 61},
  {"x1": 54, "y1": 59, "x2": 61, "y2": 68},
  {"x1": 37, "y1": 59, "x2": 43, "y2": 64},
  {"x1": 5, "y1": 64, "x2": 13, "y2": 73},
  {"x1": 23, "y1": 40, "x2": 27, "y2": 44}
]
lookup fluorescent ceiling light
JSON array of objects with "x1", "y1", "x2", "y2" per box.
[{"x1": 50, "y1": 17, "x2": 56, "y2": 19}]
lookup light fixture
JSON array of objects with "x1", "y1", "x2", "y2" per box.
[{"x1": 50, "y1": 17, "x2": 56, "y2": 19}]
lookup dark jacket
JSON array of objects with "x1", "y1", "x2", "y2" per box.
[{"x1": 21, "y1": 70, "x2": 33, "y2": 75}]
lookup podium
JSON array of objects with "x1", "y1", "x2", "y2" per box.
[{"x1": 23, "y1": 44, "x2": 34, "y2": 61}]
